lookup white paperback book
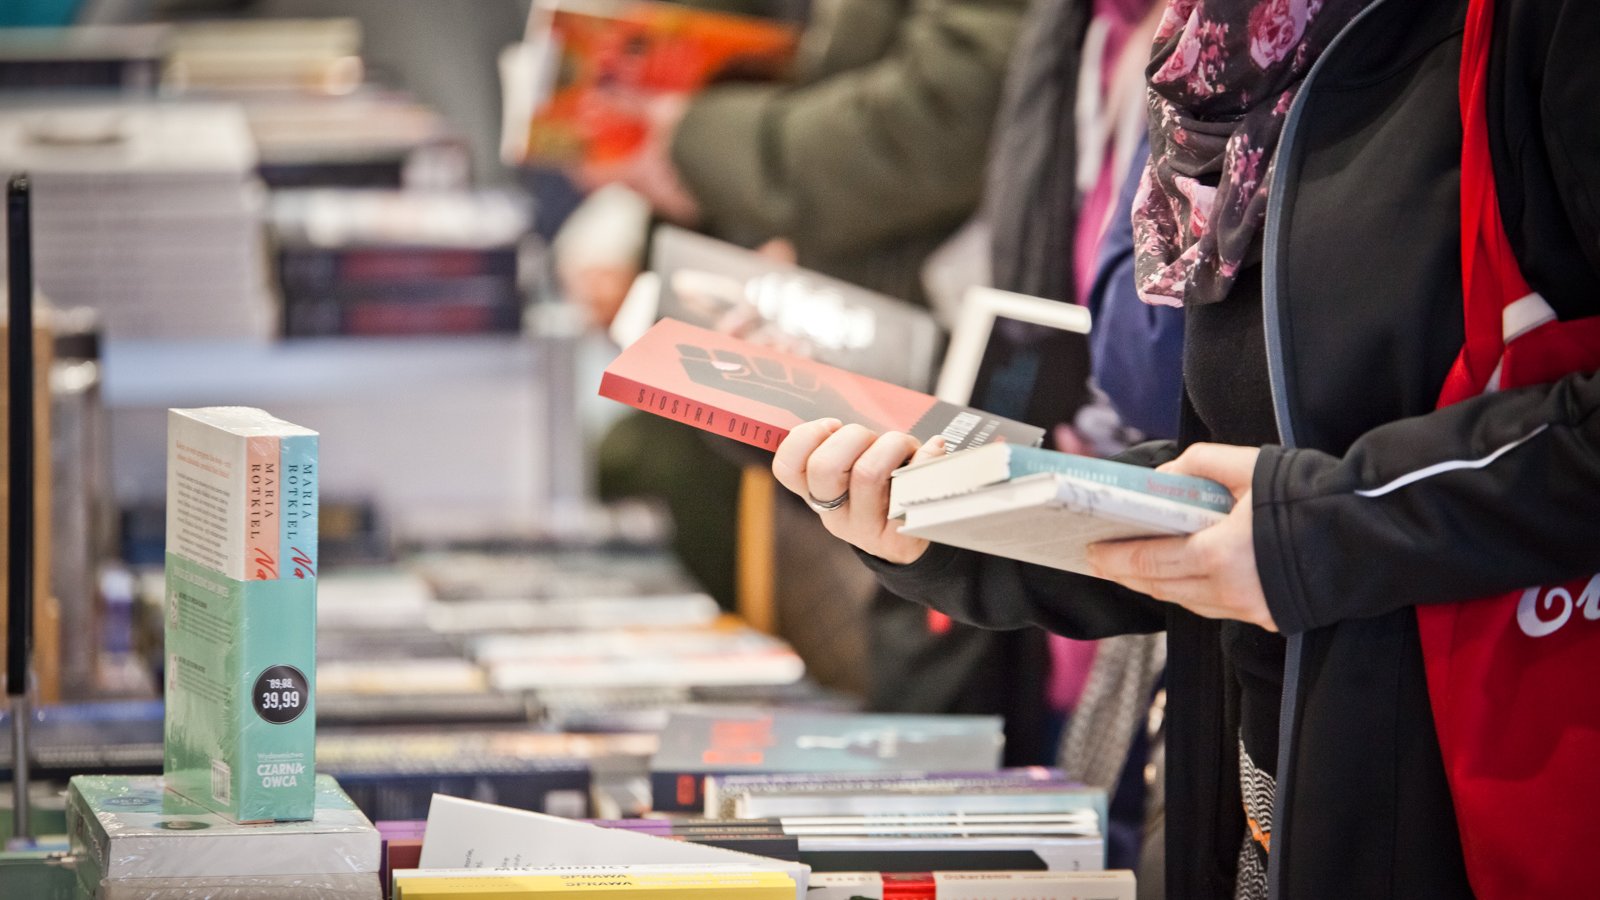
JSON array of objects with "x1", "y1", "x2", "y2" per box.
[
  {"x1": 414, "y1": 795, "x2": 809, "y2": 898},
  {"x1": 898, "y1": 473, "x2": 1229, "y2": 576}
]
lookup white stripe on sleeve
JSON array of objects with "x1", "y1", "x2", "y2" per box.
[{"x1": 1354, "y1": 424, "x2": 1550, "y2": 498}]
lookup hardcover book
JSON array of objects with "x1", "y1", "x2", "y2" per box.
[
  {"x1": 897, "y1": 471, "x2": 1231, "y2": 577},
  {"x1": 649, "y1": 710, "x2": 1004, "y2": 813},
  {"x1": 511, "y1": 1, "x2": 797, "y2": 168},
  {"x1": 624, "y1": 226, "x2": 944, "y2": 391},
  {"x1": 599, "y1": 318, "x2": 1044, "y2": 453}
]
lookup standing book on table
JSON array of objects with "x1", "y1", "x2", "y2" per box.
[{"x1": 163, "y1": 407, "x2": 319, "y2": 823}]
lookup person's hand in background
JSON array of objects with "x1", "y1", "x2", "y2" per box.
[
  {"x1": 579, "y1": 93, "x2": 701, "y2": 226},
  {"x1": 552, "y1": 184, "x2": 653, "y2": 330}
]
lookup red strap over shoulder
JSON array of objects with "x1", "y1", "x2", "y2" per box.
[
  {"x1": 1440, "y1": 0, "x2": 1529, "y2": 407},
  {"x1": 1420, "y1": 2, "x2": 1600, "y2": 896}
]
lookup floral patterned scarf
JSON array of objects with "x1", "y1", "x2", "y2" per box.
[{"x1": 1132, "y1": 0, "x2": 1370, "y2": 307}]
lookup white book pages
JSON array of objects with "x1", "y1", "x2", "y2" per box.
[{"x1": 899, "y1": 473, "x2": 1226, "y2": 576}]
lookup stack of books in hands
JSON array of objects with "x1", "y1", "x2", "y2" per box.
[{"x1": 890, "y1": 444, "x2": 1235, "y2": 576}]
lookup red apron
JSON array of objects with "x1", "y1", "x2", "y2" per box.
[{"x1": 1417, "y1": 0, "x2": 1600, "y2": 894}]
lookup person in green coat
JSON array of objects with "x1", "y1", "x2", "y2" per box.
[
  {"x1": 623, "y1": 0, "x2": 1027, "y2": 303},
  {"x1": 598, "y1": 0, "x2": 1031, "y2": 714}
]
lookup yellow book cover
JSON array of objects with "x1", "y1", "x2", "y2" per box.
[{"x1": 394, "y1": 870, "x2": 795, "y2": 899}]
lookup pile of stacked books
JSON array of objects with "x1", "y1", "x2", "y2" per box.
[
  {"x1": 0, "y1": 103, "x2": 274, "y2": 339},
  {"x1": 68, "y1": 774, "x2": 382, "y2": 900},
  {"x1": 269, "y1": 189, "x2": 532, "y2": 337}
]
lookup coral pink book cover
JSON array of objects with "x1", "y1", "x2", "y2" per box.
[{"x1": 600, "y1": 318, "x2": 1043, "y2": 452}]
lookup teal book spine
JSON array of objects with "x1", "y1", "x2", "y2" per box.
[
  {"x1": 278, "y1": 433, "x2": 319, "y2": 581},
  {"x1": 1005, "y1": 447, "x2": 1234, "y2": 513}
]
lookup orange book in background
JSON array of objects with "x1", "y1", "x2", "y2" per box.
[{"x1": 516, "y1": 0, "x2": 797, "y2": 167}]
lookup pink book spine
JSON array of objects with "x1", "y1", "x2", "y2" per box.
[{"x1": 244, "y1": 436, "x2": 281, "y2": 580}]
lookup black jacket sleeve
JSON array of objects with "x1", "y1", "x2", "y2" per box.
[
  {"x1": 1255, "y1": 369, "x2": 1600, "y2": 634},
  {"x1": 858, "y1": 543, "x2": 1169, "y2": 638}
]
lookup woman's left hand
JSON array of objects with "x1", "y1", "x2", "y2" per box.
[{"x1": 1085, "y1": 443, "x2": 1278, "y2": 631}]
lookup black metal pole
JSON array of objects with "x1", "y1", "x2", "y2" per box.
[{"x1": 6, "y1": 174, "x2": 34, "y2": 842}]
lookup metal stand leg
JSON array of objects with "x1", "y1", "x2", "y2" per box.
[{"x1": 10, "y1": 694, "x2": 28, "y2": 842}]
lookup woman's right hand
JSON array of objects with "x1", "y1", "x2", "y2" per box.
[{"x1": 771, "y1": 419, "x2": 945, "y2": 565}]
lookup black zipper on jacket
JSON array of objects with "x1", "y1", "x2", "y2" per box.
[{"x1": 1260, "y1": 1, "x2": 1398, "y2": 896}]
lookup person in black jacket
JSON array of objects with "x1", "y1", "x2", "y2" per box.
[{"x1": 769, "y1": 0, "x2": 1600, "y2": 897}]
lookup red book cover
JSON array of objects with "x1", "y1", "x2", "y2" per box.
[
  {"x1": 881, "y1": 874, "x2": 938, "y2": 899},
  {"x1": 522, "y1": 1, "x2": 797, "y2": 167},
  {"x1": 600, "y1": 318, "x2": 1046, "y2": 453}
]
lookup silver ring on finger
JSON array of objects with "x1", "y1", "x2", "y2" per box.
[{"x1": 806, "y1": 489, "x2": 849, "y2": 513}]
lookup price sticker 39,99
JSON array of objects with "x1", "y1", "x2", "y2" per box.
[{"x1": 253, "y1": 665, "x2": 309, "y2": 724}]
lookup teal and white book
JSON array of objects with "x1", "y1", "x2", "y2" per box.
[
  {"x1": 163, "y1": 407, "x2": 320, "y2": 823},
  {"x1": 279, "y1": 430, "x2": 319, "y2": 581},
  {"x1": 888, "y1": 443, "x2": 1232, "y2": 519},
  {"x1": 897, "y1": 472, "x2": 1231, "y2": 577}
]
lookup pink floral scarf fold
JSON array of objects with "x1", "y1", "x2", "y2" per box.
[{"x1": 1132, "y1": 0, "x2": 1370, "y2": 307}]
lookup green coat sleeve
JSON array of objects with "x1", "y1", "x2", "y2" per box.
[{"x1": 670, "y1": 0, "x2": 1026, "y2": 258}]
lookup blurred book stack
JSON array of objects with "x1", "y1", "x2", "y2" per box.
[
  {"x1": 648, "y1": 710, "x2": 1006, "y2": 813},
  {"x1": 313, "y1": 546, "x2": 818, "y2": 722},
  {"x1": 245, "y1": 93, "x2": 469, "y2": 190},
  {"x1": 0, "y1": 25, "x2": 166, "y2": 93},
  {"x1": 270, "y1": 189, "x2": 531, "y2": 337},
  {"x1": 315, "y1": 730, "x2": 658, "y2": 822},
  {"x1": 0, "y1": 101, "x2": 274, "y2": 340},
  {"x1": 470, "y1": 622, "x2": 804, "y2": 695},
  {"x1": 595, "y1": 806, "x2": 1104, "y2": 873},
  {"x1": 159, "y1": 19, "x2": 471, "y2": 190},
  {"x1": 704, "y1": 769, "x2": 1107, "y2": 822},
  {"x1": 162, "y1": 18, "x2": 363, "y2": 96}
]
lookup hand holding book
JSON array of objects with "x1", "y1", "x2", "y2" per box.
[
  {"x1": 575, "y1": 92, "x2": 702, "y2": 225},
  {"x1": 1085, "y1": 443, "x2": 1276, "y2": 631},
  {"x1": 772, "y1": 420, "x2": 944, "y2": 566}
]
